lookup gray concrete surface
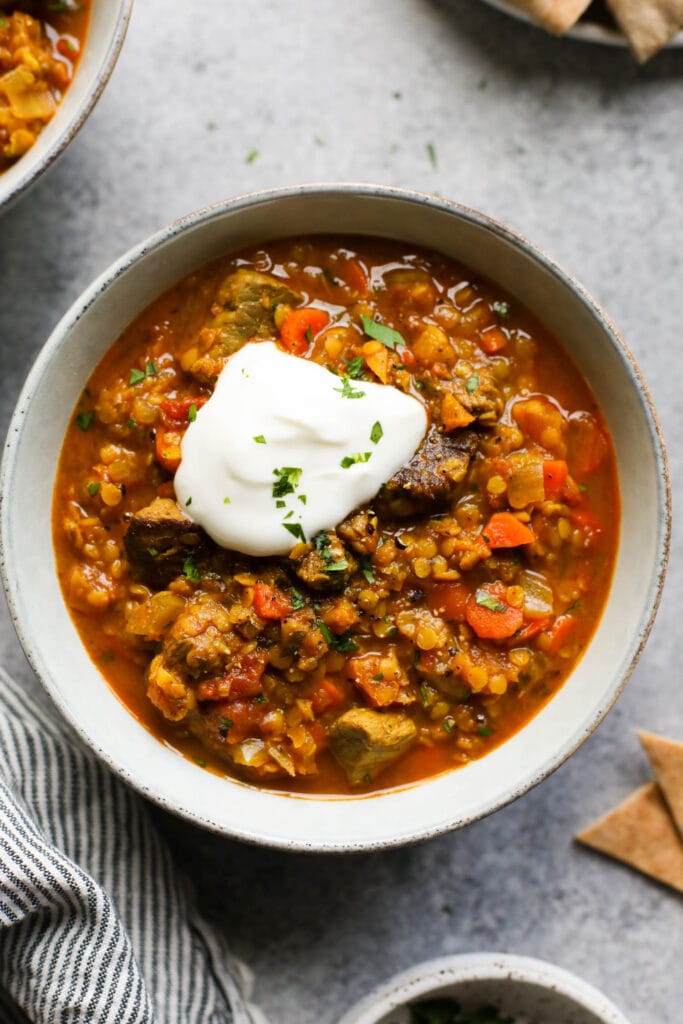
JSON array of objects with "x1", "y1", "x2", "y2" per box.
[{"x1": 1, "y1": 1, "x2": 682, "y2": 1022}]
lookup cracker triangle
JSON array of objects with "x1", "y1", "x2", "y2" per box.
[
  {"x1": 638, "y1": 730, "x2": 683, "y2": 838},
  {"x1": 507, "y1": 0, "x2": 592, "y2": 34},
  {"x1": 606, "y1": 0, "x2": 683, "y2": 62},
  {"x1": 576, "y1": 782, "x2": 683, "y2": 894}
]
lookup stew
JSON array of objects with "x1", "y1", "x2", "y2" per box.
[
  {"x1": 53, "y1": 236, "x2": 619, "y2": 794},
  {"x1": 0, "y1": 1, "x2": 90, "y2": 173}
]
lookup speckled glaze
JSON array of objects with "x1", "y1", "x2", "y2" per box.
[
  {"x1": 481, "y1": 0, "x2": 683, "y2": 48},
  {"x1": 336, "y1": 954, "x2": 633, "y2": 1024},
  {"x1": 0, "y1": 0, "x2": 133, "y2": 213},
  {"x1": 0, "y1": 184, "x2": 671, "y2": 851}
]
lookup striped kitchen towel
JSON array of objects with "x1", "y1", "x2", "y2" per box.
[{"x1": 0, "y1": 667, "x2": 266, "y2": 1024}]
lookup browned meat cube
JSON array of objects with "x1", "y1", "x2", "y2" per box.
[
  {"x1": 445, "y1": 367, "x2": 504, "y2": 425},
  {"x1": 328, "y1": 708, "x2": 417, "y2": 785},
  {"x1": 290, "y1": 531, "x2": 357, "y2": 593},
  {"x1": 162, "y1": 597, "x2": 240, "y2": 678},
  {"x1": 124, "y1": 498, "x2": 211, "y2": 588},
  {"x1": 337, "y1": 509, "x2": 378, "y2": 555},
  {"x1": 377, "y1": 425, "x2": 479, "y2": 517},
  {"x1": 188, "y1": 270, "x2": 300, "y2": 383}
]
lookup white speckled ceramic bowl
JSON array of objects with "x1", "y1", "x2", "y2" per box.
[
  {"x1": 337, "y1": 954, "x2": 633, "y2": 1024},
  {"x1": 0, "y1": 0, "x2": 133, "y2": 212},
  {"x1": 0, "y1": 184, "x2": 670, "y2": 851}
]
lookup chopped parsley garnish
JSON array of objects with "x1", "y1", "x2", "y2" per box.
[
  {"x1": 334, "y1": 375, "x2": 366, "y2": 400},
  {"x1": 341, "y1": 451, "x2": 372, "y2": 469},
  {"x1": 579, "y1": 483, "x2": 588, "y2": 492},
  {"x1": 426, "y1": 142, "x2": 437, "y2": 168},
  {"x1": 87, "y1": 481, "x2": 100, "y2": 497},
  {"x1": 127, "y1": 418, "x2": 138, "y2": 429},
  {"x1": 324, "y1": 559, "x2": 349, "y2": 573},
  {"x1": 492, "y1": 300, "x2": 511, "y2": 321},
  {"x1": 414, "y1": 379, "x2": 427, "y2": 391},
  {"x1": 465, "y1": 373, "x2": 479, "y2": 394},
  {"x1": 362, "y1": 773, "x2": 372, "y2": 783},
  {"x1": 284, "y1": 510, "x2": 294, "y2": 520},
  {"x1": 272, "y1": 466, "x2": 302, "y2": 498},
  {"x1": 370, "y1": 420, "x2": 383, "y2": 444},
  {"x1": 253, "y1": 434, "x2": 266, "y2": 444},
  {"x1": 420, "y1": 683, "x2": 429, "y2": 708},
  {"x1": 290, "y1": 588, "x2": 306, "y2": 610},
  {"x1": 76, "y1": 410, "x2": 94, "y2": 432},
  {"x1": 129, "y1": 368, "x2": 145, "y2": 385},
  {"x1": 566, "y1": 599, "x2": 581, "y2": 612},
  {"x1": 219, "y1": 716, "x2": 233, "y2": 731},
  {"x1": 276, "y1": 499, "x2": 286, "y2": 508},
  {"x1": 185, "y1": 497, "x2": 192, "y2": 507},
  {"x1": 183, "y1": 555, "x2": 201, "y2": 582},
  {"x1": 245, "y1": 149, "x2": 259, "y2": 163},
  {"x1": 316, "y1": 619, "x2": 359, "y2": 652},
  {"x1": 305, "y1": 326, "x2": 314, "y2": 346},
  {"x1": 145, "y1": 361, "x2": 158, "y2": 377},
  {"x1": 442, "y1": 719, "x2": 454, "y2": 734},
  {"x1": 283, "y1": 522, "x2": 306, "y2": 543},
  {"x1": 360, "y1": 315, "x2": 405, "y2": 350},
  {"x1": 223, "y1": 496, "x2": 231, "y2": 504},
  {"x1": 372, "y1": 672, "x2": 384, "y2": 680},
  {"x1": 475, "y1": 589, "x2": 507, "y2": 613},
  {"x1": 194, "y1": 757, "x2": 207, "y2": 768},
  {"x1": 359, "y1": 554, "x2": 375, "y2": 583},
  {"x1": 298, "y1": 494, "x2": 307, "y2": 504},
  {"x1": 187, "y1": 403, "x2": 198, "y2": 422},
  {"x1": 147, "y1": 547, "x2": 159, "y2": 558},
  {"x1": 478, "y1": 727, "x2": 493, "y2": 737},
  {"x1": 343, "y1": 356, "x2": 366, "y2": 379}
]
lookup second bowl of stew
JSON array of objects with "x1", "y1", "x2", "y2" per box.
[{"x1": 0, "y1": 184, "x2": 669, "y2": 850}]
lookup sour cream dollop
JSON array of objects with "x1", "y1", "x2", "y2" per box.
[{"x1": 174, "y1": 342, "x2": 427, "y2": 556}]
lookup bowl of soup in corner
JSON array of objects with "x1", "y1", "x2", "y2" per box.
[
  {"x1": 0, "y1": 184, "x2": 670, "y2": 851},
  {"x1": 0, "y1": 0, "x2": 133, "y2": 212}
]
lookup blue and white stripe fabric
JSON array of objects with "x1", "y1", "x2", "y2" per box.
[{"x1": 0, "y1": 667, "x2": 264, "y2": 1024}]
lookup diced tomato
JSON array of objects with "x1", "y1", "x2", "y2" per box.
[
  {"x1": 465, "y1": 583, "x2": 524, "y2": 640},
  {"x1": 482, "y1": 512, "x2": 534, "y2": 549},
  {"x1": 399, "y1": 348, "x2": 416, "y2": 370},
  {"x1": 545, "y1": 614, "x2": 576, "y2": 656},
  {"x1": 339, "y1": 258, "x2": 369, "y2": 296},
  {"x1": 253, "y1": 583, "x2": 292, "y2": 620},
  {"x1": 311, "y1": 678, "x2": 346, "y2": 714},
  {"x1": 543, "y1": 460, "x2": 568, "y2": 499},
  {"x1": 279, "y1": 307, "x2": 330, "y2": 355},
  {"x1": 210, "y1": 697, "x2": 265, "y2": 743},
  {"x1": 161, "y1": 396, "x2": 207, "y2": 423},
  {"x1": 198, "y1": 654, "x2": 267, "y2": 703},
  {"x1": 347, "y1": 652, "x2": 407, "y2": 708},
  {"x1": 479, "y1": 326, "x2": 507, "y2": 354},
  {"x1": 155, "y1": 428, "x2": 183, "y2": 473},
  {"x1": 428, "y1": 581, "x2": 469, "y2": 623}
]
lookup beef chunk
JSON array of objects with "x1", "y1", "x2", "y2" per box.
[
  {"x1": 445, "y1": 367, "x2": 504, "y2": 425},
  {"x1": 124, "y1": 498, "x2": 210, "y2": 587},
  {"x1": 189, "y1": 270, "x2": 300, "y2": 383},
  {"x1": 328, "y1": 708, "x2": 417, "y2": 785},
  {"x1": 377, "y1": 425, "x2": 479, "y2": 517},
  {"x1": 337, "y1": 509, "x2": 378, "y2": 556},
  {"x1": 162, "y1": 597, "x2": 239, "y2": 677},
  {"x1": 290, "y1": 531, "x2": 357, "y2": 593}
]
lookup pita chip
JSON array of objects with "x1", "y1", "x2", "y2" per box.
[
  {"x1": 606, "y1": 0, "x2": 683, "y2": 61},
  {"x1": 576, "y1": 782, "x2": 683, "y2": 894},
  {"x1": 507, "y1": 0, "x2": 593, "y2": 34},
  {"x1": 638, "y1": 730, "x2": 683, "y2": 838}
]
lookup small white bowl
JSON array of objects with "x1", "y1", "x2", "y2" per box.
[
  {"x1": 0, "y1": 0, "x2": 133, "y2": 212},
  {"x1": 0, "y1": 184, "x2": 670, "y2": 851},
  {"x1": 337, "y1": 954, "x2": 633, "y2": 1024}
]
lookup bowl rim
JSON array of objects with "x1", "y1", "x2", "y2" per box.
[
  {"x1": 0, "y1": 183, "x2": 671, "y2": 851},
  {"x1": 0, "y1": 0, "x2": 135, "y2": 213},
  {"x1": 335, "y1": 952, "x2": 634, "y2": 1024}
]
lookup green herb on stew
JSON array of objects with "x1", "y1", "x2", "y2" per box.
[
  {"x1": 272, "y1": 466, "x2": 302, "y2": 498},
  {"x1": 478, "y1": 727, "x2": 493, "y2": 737},
  {"x1": 187, "y1": 403, "x2": 198, "y2": 422},
  {"x1": 194, "y1": 757, "x2": 207, "y2": 768},
  {"x1": 183, "y1": 555, "x2": 201, "y2": 582},
  {"x1": 76, "y1": 410, "x2": 94, "y2": 432},
  {"x1": 305, "y1": 326, "x2": 314, "y2": 347},
  {"x1": 414, "y1": 379, "x2": 427, "y2": 391},
  {"x1": 316, "y1": 619, "x2": 359, "y2": 653},
  {"x1": 253, "y1": 434, "x2": 266, "y2": 444},
  {"x1": 362, "y1": 773, "x2": 372, "y2": 783},
  {"x1": 87, "y1": 481, "x2": 100, "y2": 497},
  {"x1": 344, "y1": 356, "x2": 366, "y2": 379},
  {"x1": 442, "y1": 719, "x2": 454, "y2": 734},
  {"x1": 372, "y1": 673, "x2": 384, "y2": 680},
  {"x1": 290, "y1": 588, "x2": 307, "y2": 610},
  {"x1": 475, "y1": 589, "x2": 507, "y2": 613},
  {"x1": 324, "y1": 560, "x2": 349, "y2": 573},
  {"x1": 129, "y1": 368, "x2": 145, "y2": 385},
  {"x1": 420, "y1": 683, "x2": 429, "y2": 708},
  {"x1": 147, "y1": 547, "x2": 159, "y2": 558},
  {"x1": 218, "y1": 717, "x2": 233, "y2": 731},
  {"x1": 360, "y1": 315, "x2": 405, "y2": 350},
  {"x1": 465, "y1": 373, "x2": 479, "y2": 394},
  {"x1": 334, "y1": 376, "x2": 366, "y2": 400},
  {"x1": 145, "y1": 361, "x2": 158, "y2": 377},
  {"x1": 127, "y1": 418, "x2": 137, "y2": 429},
  {"x1": 283, "y1": 522, "x2": 306, "y2": 543},
  {"x1": 370, "y1": 421, "x2": 383, "y2": 444},
  {"x1": 359, "y1": 554, "x2": 375, "y2": 583},
  {"x1": 492, "y1": 301, "x2": 511, "y2": 321},
  {"x1": 426, "y1": 142, "x2": 438, "y2": 168},
  {"x1": 341, "y1": 452, "x2": 372, "y2": 469}
]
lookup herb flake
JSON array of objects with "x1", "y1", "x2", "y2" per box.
[
  {"x1": 360, "y1": 315, "x2": 405, "y2": 350},
  {"x1": 370, "y1": 420, "x2": 383, "y2": 444}
]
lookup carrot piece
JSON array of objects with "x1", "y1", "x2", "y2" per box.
[
  {"x1": 482, "y1": 512, "x2": 534, "y2": 549},
  {"x1": 465, "y1": 583, "x2": 524, "y2": 640},
  {"x1": 512, "y1": 617, "x2": 551, "y2": 644},
  {"x1": 543, "y1": 460, "x2": 568, "y2": 499},
  {"x1": 340, "y1": 258, "x2": 369, "y2": 296},
  {"x1": 428, "y1": 581, "x2": 469, "y2": 622},
  {"x1": 311, "y1": 678, "x2": 346, "y2": 714},
  {"x1": 197, "y1": 654, "x2": 266, "y2": 702},
  {"x1": 441, "y1": 392, "x2": 475, "y2": 432},
  {"x1": 361, "y1": 340, "x2": 390, "y2": 383},
  {"x1": 279, "y1": 307, "x2": 330, "y2": 355},
  {"x1": 479, "y1": 326, "x2": 507, "y2": 354},
  {"x1": 545, "y1": 614, "x2": 576, "y2": 656},
  {"x1": 155, "y1": 428, "x2": 183, "y2": 473},
  {"x1": 253, "y1": 583, "x2": 292, "y2": 620}
]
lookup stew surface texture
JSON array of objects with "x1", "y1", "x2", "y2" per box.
[
  {"x1": 53, "y1": 236, "x2": 619, "y2": 794},
  {"x1": 0, "y1": 1, "x2": 89, "y2": 173}
]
